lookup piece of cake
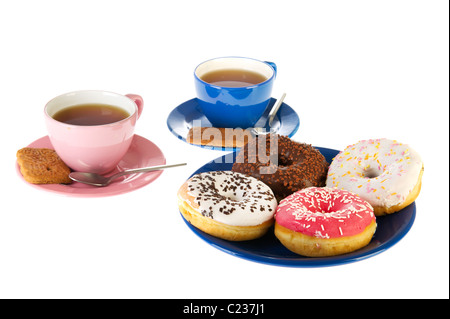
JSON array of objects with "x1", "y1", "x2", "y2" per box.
[{"x1": 17, "y1": 148, "x2": 72, "y2": 184}]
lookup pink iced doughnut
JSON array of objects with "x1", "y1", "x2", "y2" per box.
[{"x1": 274, "y1": 187, "x2": 377, "y2": 257}]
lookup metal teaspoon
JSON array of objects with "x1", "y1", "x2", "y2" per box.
[{"x1": 69, "y1": 163, "x2": 187, "y2": 186}]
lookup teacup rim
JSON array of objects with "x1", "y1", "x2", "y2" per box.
[
  {"x1": 44, "y1": 89, "x2": 138, "y2": 128},
  {"x1": 194, "y1": 56, "x2": 276, "y2": 90}
]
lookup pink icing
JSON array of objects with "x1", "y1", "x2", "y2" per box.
[{"x1": 275, "y1": 187, "x2": 375, "y2": 239}]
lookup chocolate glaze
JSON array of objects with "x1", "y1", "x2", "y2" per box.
[{"x1": 232, "y1": 134, "x2": 329, "y2": 202}]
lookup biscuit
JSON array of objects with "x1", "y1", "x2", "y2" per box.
[
  {"x1": 187, "y1": 127, "x2": 254, "y2": 148},
  {"x1": 17, "y1": 148, "x2": 72, "y2": 184}
]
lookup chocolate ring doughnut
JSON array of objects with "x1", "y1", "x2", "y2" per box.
[{"x1": 232, "y1": 134, "x2": 329, "y2": 201}]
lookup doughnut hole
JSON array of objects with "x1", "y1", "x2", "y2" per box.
[
  {"x1": 218, "y1": 187, "x2": 248, "y2": 203},
  {"x1": 361, "y1": 161, "x2": 384, "y2": 179},
  {"x1": 363, "y1": 167, "x2": 381, "y2": 178},
  {"x1": 278, "y1": 154, "x2": 294, "y2": 168},
  {"x1": 221, "y1": 193, "x2": 243, "y2": 202}
]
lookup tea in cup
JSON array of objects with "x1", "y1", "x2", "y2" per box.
[
  {"x1": 44, "y1": 90, "x2": 144, "y2": 174},
  {"x1": 194, "y1": 57, "x2": 277, "y2": 128}
]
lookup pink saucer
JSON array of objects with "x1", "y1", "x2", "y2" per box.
[{"x1": 16, "y1": 135, "x2": 166, "y2": 197}]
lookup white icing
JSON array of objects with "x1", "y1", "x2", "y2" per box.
[
  {"x1": 326, "y1": 139, "x2": 423, "y2": 208},
  {"x1": 187, "y1": 171, "x2": 277, "y2": 226}
]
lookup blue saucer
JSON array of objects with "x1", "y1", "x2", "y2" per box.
[
  {"x1": 167, "y1": 97, "x2": 300, "y2": 151},
  {"x1": 180, "y1": 147, "x2": 416, "y2": 267}
]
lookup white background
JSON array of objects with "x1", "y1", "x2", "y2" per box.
[{"x1": 0, "y1": 0, "x2": 448, "y2": 299}]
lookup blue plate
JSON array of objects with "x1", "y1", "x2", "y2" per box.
[
  {"x1": 180, "y1": 147, "x2": 416, "y2": 267},
  {"x1": 167, "y1": 97, "x2": 300, "y2": 151}
]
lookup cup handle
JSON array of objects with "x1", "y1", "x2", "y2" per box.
[
  {"x1": 126, "y1": 94, "x2": 144, "y2": 119},
  {"x1": 265, "y1": 61, "x2": 277, "y2": 78}
]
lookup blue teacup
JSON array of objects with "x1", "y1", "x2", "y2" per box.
[{"x1": 194, "y1": 57, "x2": 277, "y2": 128}]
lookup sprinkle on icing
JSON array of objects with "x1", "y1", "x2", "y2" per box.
[
  {"x1": 187, "y1": 171, "x2": 277, "y2": 226},
  {"x1": 326, "y1": 138, "x2": 423, "y2": 208},
  {"x1": 275, "y1": 187, "x2": 375, "y2": 238}
]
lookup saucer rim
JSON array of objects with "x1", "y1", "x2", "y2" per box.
[{"x1": 167, "y1": 97, "x2": 300, "y2": 151}]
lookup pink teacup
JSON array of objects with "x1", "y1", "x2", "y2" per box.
[{"x1": 44, "y1": 90, "x2": 144, "y2": 174}]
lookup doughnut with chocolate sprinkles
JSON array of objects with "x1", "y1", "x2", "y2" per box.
[
  {"x1": 177, "y1": 171, "x2": 277, "y2": 241},
  {"x1": 232, "y1": 134, "x2": 329, "y2": 202}
]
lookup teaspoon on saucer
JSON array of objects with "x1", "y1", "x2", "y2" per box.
[
  {"x1": 250, "y1": 92, "x2": 286, "y2": 136},
  {"x1": 69, "y1": 163, "x2": 187, "y2": 187}
]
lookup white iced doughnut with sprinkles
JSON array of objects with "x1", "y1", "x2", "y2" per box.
[
  {"x1": 178, "y1": 171, "x2": 277, "y2": 241},
  {"x1": 274, "y1": 187, "x2": 376, "y2": 257},
  {"x1": 326, "y1": 138, "x2": 424, "y2": 216}
]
